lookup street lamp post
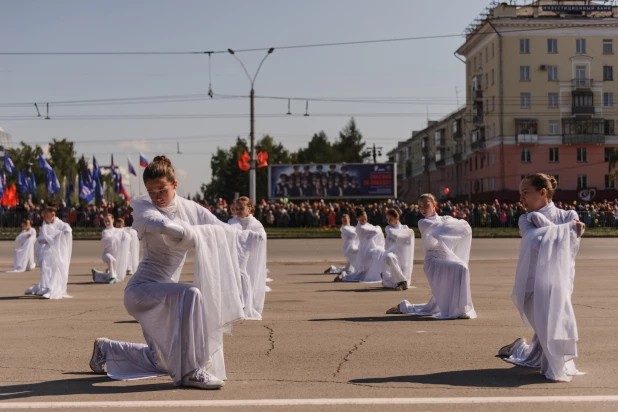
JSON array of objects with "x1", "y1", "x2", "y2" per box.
[{"x1": 227, "y1": 48, "x2": 274, "y2": 204}]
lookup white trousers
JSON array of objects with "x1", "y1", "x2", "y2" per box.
[{"x1": 93, "y1": 253, "x2": 117, "y2": 283}]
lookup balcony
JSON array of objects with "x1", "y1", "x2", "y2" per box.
[
  {"x1": 453, "y1": 130, "x2": 463, "y2": 139},
  {"x1": 572, "y1": 92, "x2": 594, "y2": 115},
  {"x1": 471, "y1": 140, "x2": 486, "y2": 151},
  {"x1": 562, "y1": 118, "x2": 605, "y2": 144},
  {"x1": 517, "y1": 134, "x2": 539, "y2": 144},
  {"x1": 435, "y1": 137, "x2": 446, "y2": 148},
  {"x1": 474, "y1": 89, "x2": 483, "y2": 101},
  {"x1": 453, "y1": 152, "x2": 463, "y2": 162},
  {"x1": 572, "y1": 78, "x2": 593, "y2": 90},
  {"x1": 473, "y1": 115, "x2": 484, "y2": 125}
]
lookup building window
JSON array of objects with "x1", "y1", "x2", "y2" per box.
[
  {"x1": 605, "y1": 147, "x2": 615, "y2": 161},
  {"x1": 578, "y1": 174, "x2": 588, "y2": 188},
  {"x1": 605, "y1": 119, "x2": 615, "y2": 135},
  {"x1": 603, "y1": 39, "x2": 613, "y2": 54},
  {"x1": 548, "y1": 66, "x2": 558, "y2": 81},
  {"x1": 547, "y1": 39, "x2": 558, "y2": 54},
  {"x1": 479, "y1": 52, "x2": 483, "y2": 67},
  {"x1": 520, "y1": 39, "x2": 530, "y2": 54},
  {"x1": 604, "y1": 66, "x2": 613, "y2": 81},
  {"x1": 492, "y1": 96, "x2": 495, "y2": 112},
  {"x1": 521, "y1": 148, "x2": 531, "y2": 163},
  {"x1": 485, "y1": 73, "x2": 489, "y2": 89},
  {"x1": 577, "y1": 148, "x2": 588, "y2": 163},
  {"x1": 605, "y1": 174, "x2": 615, "y2": 189},
  {"x1": 485, "y1": 47, "x2": 488, "y2": 63},
  {"x1": 474, "y1": 57, "x2": 477, "y2": 71},
  {"x1": 520, "y1": 66, "x2": 530, "y2": 81},
  {"x1": 475, "y1": 157, "x2": 478, "y2": 170},
  {"x1": 549, "y1": 120, "x2": 560, "y2": 135},
  {"x1": 492, "y1": 150, "x2": 496, "y2": 165},
  {"x1": 604, "y1": 92, "x2": 614, "y2": 108},
  {"x1": 576, "y1": 38, "x2": 586, "y2": 54},
  {"x1": 520, "y1": 93, "x2": 531, "y2": 108},
  {"x1": 549, "y1": 148, "x2": 559, "y2": 162},
  {"x1": 491, "y1": 69, "x2": 495, "y2": 85},
  {"x1": 548, "y1": 93, "x2": 559, "y2": 108},
  {"x1": 492, "y1": 42, "x2": 495, "y2": 58}
]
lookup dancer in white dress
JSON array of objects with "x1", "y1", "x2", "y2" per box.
[
  {"x1": 334, "y1": 210, "x2": 385, "y2": 283},
  {"x1": 227, "y1": 196, "x2": 271, "y2": 305},
  {"x1": 381, "y1": 209, "x2": 414, "y2": 291},
  {"x1": 386, "y1": 194, "x2": 476, "y2": 319},
  {"x1": 498, "y1": 173, "x2": 585, "y2": 382},
  {"x1": 8, "y1": 219, "x2": 36, "y2": 272},
  {"x1": 91, "y1": 214, "x2": 131, "y2": 284},
  {"x1": 88, "y1": 156, "x2": 266, "y2": 390},
  {"x1": 114, "y1": 218, "x2": 140, "y2": 277},
  {"x1": 324, "y1": 214, "x2": 359, "y2": 275},
  {"x1": 24, "y1": 203, "x2": 73, "y2": 299}
]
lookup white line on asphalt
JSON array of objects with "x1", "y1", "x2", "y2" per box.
[{"x1": 2, "y1": 396, "x2": 618, "y2": 409}]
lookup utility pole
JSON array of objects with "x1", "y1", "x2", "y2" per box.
[
  {"x1": 228, "y1": 48, "x2": 274, "y2": 204},
  {"x1": 368, "y1": 143, "x2": 383, "y2": 163}
]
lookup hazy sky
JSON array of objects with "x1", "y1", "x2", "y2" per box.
[{"x1": 0, "y1": 0, "x2": 491, "y2": 197}]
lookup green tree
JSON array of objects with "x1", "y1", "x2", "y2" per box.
[
  {"x1": 296, "y1": 131, "x2": 336, "y2": 164},
  {"x1": 200, "y1": 137, "x2": 250, "y2": 203},
  {"x1": 332, "y1": 118, "x2": 370, "y2": 163}
]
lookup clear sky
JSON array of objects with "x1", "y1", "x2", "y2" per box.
[{"x1": 0, "y1": 0, "x2": 491, "y2": 197}]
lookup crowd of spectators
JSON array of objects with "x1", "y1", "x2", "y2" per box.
[{"x1": 3, "y1": 197, "x2": 618, "y2": 230}]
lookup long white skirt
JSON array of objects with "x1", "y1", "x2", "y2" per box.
[
  {"x1": 399, "y1": 253, "x2": 476, "y2": 319},
  {"x1": 105, "y1": 281, "x2": 217, "y2": 385}
]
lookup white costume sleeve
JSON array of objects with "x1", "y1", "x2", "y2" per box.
[
  {"x1": 382, "y1": 228, "x2": 414, "y2": 288},
  {"x1": 343, "y1": 223, "x2": 385, "y2": 282},
  {"x1": 38, "y1": 219, "x2": 72, "y2": 299}
]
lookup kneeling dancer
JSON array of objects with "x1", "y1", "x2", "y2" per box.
[
  {"x1": 381, "y1": 208, "x2": 414, "y2": 291},
  {"x1": 8, "y1": 219, "x2": 37, "y2": 272},
  {"x1": 24, "y1": 202, "x2": 73, "y2": 299},
  {"x1": 88, "y1": 156, "x2": 266, "y2": 390},
  {"x1": 325, "y1": 213, "x2": 358, "y2": 275},
  {"x1": 386, "y1": 194, "x2": 476, "y2": 319},
  {"x1": 498, "y1": 174, "x2": 585, "y2": 382},
  {"x1": 92, "y1": 214, "x2": 132, "y2": 284}
]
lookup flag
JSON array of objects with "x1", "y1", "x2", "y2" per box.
[
  {"x1": 0, "y1": 172, "x2": 5, "y2": 198},
  {"x1": 46, "y1": 169, "x2": 60, "y2": 195},
  {"x1": 118, "y1": 173, "x2": 131, "y2": 202},
  {"x1": 29, "y1": 172, "x2": 37, "y2": 197},
  {"x1": 79, "y1": 173, "x2": 94, "y2": 203},
  {"x1": 139, "y1": 153, "x2": 148, "y2": 168},
  {"x1": 111, "y1": 154, "x2": 116, "y2": 178},
  {"x1": 96, "y1": 176, "x2": 104, "y2": 199},
  {"x1": 93, "y1": 155, "x2": 100, "y2": 179},
  {"x1": 66, "y1": 170, "x2": 74, "y2": 207},
  {"x1": 38, "y1": 154, "x2": 53, "y2": 173},
  {"x1": 127, "y1": 155, "x2": 137, "y2": 176},
  {"x1": 4, "y1": 153, "x2": 15, "y2": 175},
  {"x1": 17, "y1": 170, "x2": 28, "y2": 194}
]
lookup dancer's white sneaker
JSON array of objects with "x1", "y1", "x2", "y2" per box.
[
  {"x1": 89, "y1": 338, "x2": 109, "y2": 374},
  {"x1": 182, "y1": 369, "x2": 224, "y2": 390},
  {"x1": 498, "y1": 337, "x2": 525, "y2": 358}
]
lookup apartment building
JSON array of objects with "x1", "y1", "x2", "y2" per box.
[{"x1": 393, "y1": 0, "x2": 618, "y2": 203}]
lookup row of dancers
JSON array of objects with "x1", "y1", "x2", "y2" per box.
[
  {"x1": 332, "y1": 173, "x2": 585, "y2": 382},
  {"x1": 6, "y1": 168, "x2": 585, "y2": 386}
]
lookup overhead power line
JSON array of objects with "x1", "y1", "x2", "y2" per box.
[{"x1": 2, "y1": 22, "x2": 617, "y2": 56}]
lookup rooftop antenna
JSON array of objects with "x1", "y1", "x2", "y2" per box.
[
  {"x1": 177, "y1": 142, "x2": 181, "y2": 154},
  {"x1": 286, "y1": 98, "x2": 291, "y2": 115},
  {"x1": 34, "y1": 103, "x2": 41, "y2": 117},
  {"x1": 45, "y1": 103, "x2": 50, "y2": 120},
  {"x1": 304, "y1": 100, "x2": 309, "y2": 116}
]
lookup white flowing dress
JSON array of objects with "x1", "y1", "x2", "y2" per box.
[
  {"x1": 399, "y1": 215, "x2": 476, "y2": 319},
  {"x1": 93, "y1": 227, "x2": 132, "y2": 283},
  {"x1": 326, "y1": 225, "x2": 359, "y2": 274},
  {"x1": 103, "y1": 194, "x2": 266, "y2": 385},
  {"x1": 504, "y1": 202, "x2": 583, "y2": 382},
  {"x1": 125, "y1": 227, "x2": 140, "y2": 275},
  {"x1": 8, "y1": 228, "x2": 37, "y2": 272},
  {"x1": 25, "y1": 218, "x2": 72, "y2": 299},
  {"x1": 227, "y1": 215, "x2": 269, "y2": 315},
  {"x1": 341, "y1": 223, "x2": 385, "y2": 283},
  {"x1": 381, "y1": 224, "x2": 415, "y2": 289}
]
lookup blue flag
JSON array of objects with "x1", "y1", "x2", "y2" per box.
[
  {"x1": 96, "y1": 176, "x2": 104, "y2": 199},
  {"x1": 66, "y1": 170, "x2": 74, "y2": 207},
  {"x1": 29, "y1": 172, "x2": 37, "y2": 197},
  {"x1": 79, "y1": 172, "x2": 94, "y2": 203},
  {"x1": 38, "y1": 154, "x2": 53, "y2": 173},
  {"x1": 4, "y1": 153, "x2": 15, "y2": 176},
  {"x1": 46, "y1": 169, "x2": 60, "y2": 195},
  {"x1": 0, "y1": 171, "x2": 5, "y2": 198},
  {"x1": 17, "y1": 170, "x2": 28, "y2": 194},
  {"x1": 127, "y1": 155, "x2": 137, "y2": 176}
]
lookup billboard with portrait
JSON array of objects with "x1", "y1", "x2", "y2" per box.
[{"x1": 268, "y1": 163, "x2": 397, "y2": 199}]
